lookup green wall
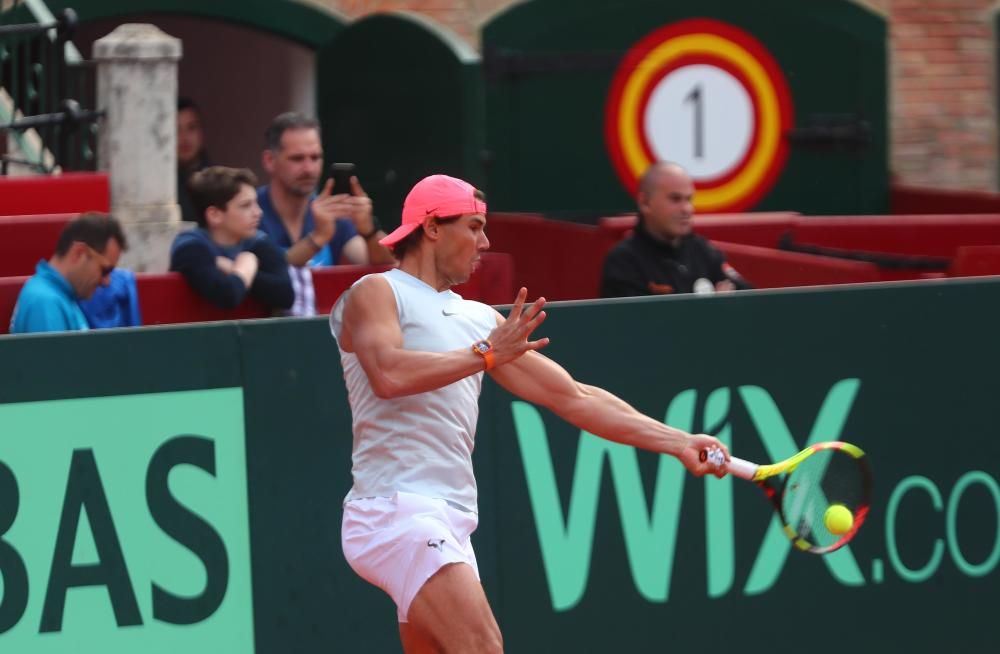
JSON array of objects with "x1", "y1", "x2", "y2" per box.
[{"x1": 1, "y1": 277, "x2": 998, "y2": 651}]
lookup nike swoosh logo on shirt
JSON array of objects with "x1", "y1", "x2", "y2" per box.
[{"x1": 442, "y1": 309, "x2": 460, "y2": 317}]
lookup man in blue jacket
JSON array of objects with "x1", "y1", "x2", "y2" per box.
[{"x1": 10, "y1": 213, "x2": 127, "y2": 334}]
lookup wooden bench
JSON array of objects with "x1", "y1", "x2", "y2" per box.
[
  {"x1": 598, "y1": 212, "x2": 802, "y2": 248},
  {"x1": 0, "y1": 214, "x2": 77, "y2": 277},
  {"x1": 486, "y1": 213, "x2": 620, "y2": 300},
  {"x1": 715, "y1": 241, "x2": 881, "y2": 288},
  {"x1": 0, "y1": 172, "x2": 109, "y2": 216}
]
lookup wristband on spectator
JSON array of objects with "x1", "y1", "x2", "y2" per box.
[
  {"x1": 306, "y1": 233, "x2": 323, "y2": 251},
  {"x1": 360, "y1": 217, "x2": 382, "y2": 240}
]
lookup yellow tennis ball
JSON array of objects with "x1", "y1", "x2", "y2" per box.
[{"x1": 824, "y1": 504, "x2": 854, "y2": 535}]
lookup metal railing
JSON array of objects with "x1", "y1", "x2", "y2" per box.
[{"x1": 0, "y1": 2, "x2": 100, "y2": 174}]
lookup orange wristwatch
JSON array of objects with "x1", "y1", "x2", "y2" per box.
[{"x1": 471, "y1": 339, "x2": 495, "y2": 370}]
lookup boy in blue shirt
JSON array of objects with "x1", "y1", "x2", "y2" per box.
[{"x1": 171, "y1": 166, "x2": 293, "y2": 312}]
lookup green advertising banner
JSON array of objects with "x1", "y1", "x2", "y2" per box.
[
  {"x1": 482, "y1": 279, "x2": 1000, "y2": 652},
  {"x1": 0, "y1": 390, "x2": 254, "y2": 652},
  {"x1": 1, "y1": 278, "x2": 999, "y2": 652}
]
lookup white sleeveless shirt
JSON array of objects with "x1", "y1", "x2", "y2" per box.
[{"x1": 329, "y1": 268, "x2": 496, "y2": 513}]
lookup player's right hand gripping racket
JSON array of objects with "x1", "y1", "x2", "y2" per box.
[{"x1": 702, "y1": 442, "x2": 872, "y2": 554}]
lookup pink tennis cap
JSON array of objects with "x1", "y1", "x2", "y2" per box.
[{"x1": 379, "y1": 174, "x2": 487, "y2": 248}]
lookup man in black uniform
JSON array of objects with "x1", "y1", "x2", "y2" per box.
[{"x1": 600, "y1": 161, "x2": 751, "y2": 297}]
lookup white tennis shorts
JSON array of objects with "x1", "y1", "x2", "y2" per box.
[{"x1": 341, "y1": 491, "x2": 480, "y2": 622}]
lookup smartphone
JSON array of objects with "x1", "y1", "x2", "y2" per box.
[{"x1": 329, "y1": 162, "x2": 356, "y2": 195}]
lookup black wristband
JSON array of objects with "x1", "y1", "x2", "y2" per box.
[
  {"x1": 360, "y1": 217, "x2": 382, "y2": 239},
  {"x1": 306, "y1": 233, "x2": 322, "y2": 250}
]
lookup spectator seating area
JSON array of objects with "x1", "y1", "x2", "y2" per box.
[
  {"x1": 0, "y1": 254, "x2": 515, "y2": 335},
  {"x1": 486, "y1": 211, "x2": 1000, "y2": 300},
  {"x1": 0, "y1": 255, "x2": 514, "y2": 334},
  {"x1": 622, "y1": 212, "x2": 1000, "y2": 286},
  {"x1": 2, "y1": 172, "x2": 1000, "y2": 334},
  {"x1": 0, "y1": 172, "x2": 515, "y2": 334}
]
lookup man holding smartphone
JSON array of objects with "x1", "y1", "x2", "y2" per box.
[{"x1": 258, "y1": 112, "x2": 395, "y2": 264}]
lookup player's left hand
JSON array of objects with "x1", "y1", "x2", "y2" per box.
[{"x1": 488, "y1": 287, "x2": 550, "y2": 366}]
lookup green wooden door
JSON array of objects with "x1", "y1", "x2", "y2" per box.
[
  {"x1": 315, "y1": 13, "x2": 485, "y2": 233},
  {"x1": 483, "y1": 0, "x2": 888, "y2": 219}
]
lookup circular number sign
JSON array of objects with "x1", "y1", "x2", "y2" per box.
[{"x1": 605, "y1": 19, "x2": 794, "y2": 212}]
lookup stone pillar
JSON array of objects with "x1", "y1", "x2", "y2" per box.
[{"x1": 94, "y1": 24, "x2": 190, "y2": 273}]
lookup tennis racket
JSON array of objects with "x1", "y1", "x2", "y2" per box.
[{"x1": 702, "y1": 441, "x2": 872, "y2": 554}]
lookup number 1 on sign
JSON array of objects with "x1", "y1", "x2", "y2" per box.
[
  {"x1": 643, "y1": 65, "x2": 753, "y2": 179},
  {"x1": 684, "y1": 84, "x2": 704, "y2": 159}
]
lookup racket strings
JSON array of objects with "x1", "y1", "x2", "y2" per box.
[{"x1": 781, "y1": 450, "x2": 868, "y2": 550}]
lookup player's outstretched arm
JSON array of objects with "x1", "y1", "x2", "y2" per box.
[{"x1": 489, "y1": 350, "x2": 729, "y2": 477}]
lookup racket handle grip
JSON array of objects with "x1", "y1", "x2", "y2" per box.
[
  {"x1": 700, "y1": 448, "x2": 758, "y2": 480},
  {"x1": 727, "y1": 457, "x2": 758, "y2": 480}
]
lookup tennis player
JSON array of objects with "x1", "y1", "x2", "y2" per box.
[{"x1": 329, "y1": 174, "x2": 730, "y2": 653}]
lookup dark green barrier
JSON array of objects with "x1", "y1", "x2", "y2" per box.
[
  {"x1": 2, "y1": 278, "x2": 998, "y2": 652},
  {"x1": 484, "y1": 279, "x2": 1000, "y2": 652}
]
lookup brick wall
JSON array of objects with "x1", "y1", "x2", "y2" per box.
[
  {"x1": 889, "y1": 0, "x2": 996, "y2": 190},
  {"x1": 314, "y1": 0, "x2": 516, "y2": 45},
  {"x1": 332, "y1": 0, "x2": 474, "y2": 44},
  {"x1": 317, "y1": 0, "x2": 998, "y2": 192}
]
